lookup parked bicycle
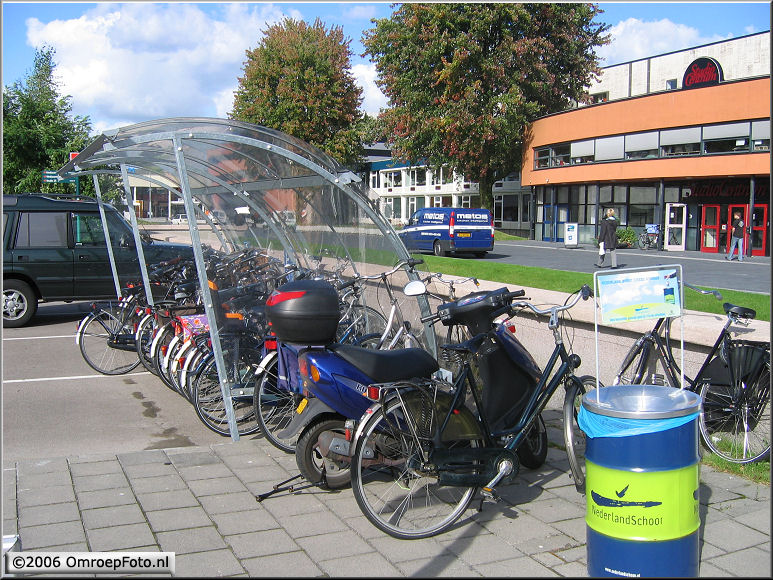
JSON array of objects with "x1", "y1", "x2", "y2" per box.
[
  {"x1": 611, "y1": 282, "x2": 770, "y2": 463},
  {"x1": 637, "y1": 223, "x2": 660, "y2": 250},
  {"x1": 348, "y1": 284, "x2": 599, "y2": 539}
]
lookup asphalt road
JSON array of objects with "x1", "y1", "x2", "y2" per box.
[
  {"x1": 483, "y1": 239, "x2": 771, "y2": 295},
  {"x1": 1, "y1": 301, "x2": 237, "y2": 462}
]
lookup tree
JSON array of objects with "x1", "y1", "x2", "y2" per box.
[
  {"x1": 231, "y1": 18, "x2": 364, "y2": 166},
  {"x1": 363, "y1": 3, "x2": 610, "y2": 208},
  {"x1": 3, "y1": 46, "x2": 92, "y2": 195}
]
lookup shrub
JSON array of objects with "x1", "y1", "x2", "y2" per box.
[{"x1": 616, "y1": 226, "x2": 637, "y2": 248}]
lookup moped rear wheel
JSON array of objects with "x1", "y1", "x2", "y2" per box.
[
  {"x1": 350, "y1": 392, "x2": 482, "y2": 539},
  {"x1": 296, "y1": 417, "x2": 350, "y2": 489}
]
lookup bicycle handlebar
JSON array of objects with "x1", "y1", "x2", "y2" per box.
[{"x1": 510, "y1": 284, "x2": 593, "y2": 319}]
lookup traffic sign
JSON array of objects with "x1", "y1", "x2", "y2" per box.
[{"x1": 42, "y1": 170, "x2": 77, "y2": 184}]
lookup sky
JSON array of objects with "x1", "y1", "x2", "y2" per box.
[{"x1": 2, "y1": 1, "x2": 770, "y2": 134}]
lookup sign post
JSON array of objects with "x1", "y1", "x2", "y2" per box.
[{"x1": 564, "y1": 222, "x2": 579, "y2": 248}]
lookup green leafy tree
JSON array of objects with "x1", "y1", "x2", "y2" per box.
[
  {"x1": 231, "y1": 18, "x2": 364, "y2": 166},
  {"x1": 3, "y1": 46, "x2": 92, "y2": 195},
  {"x1": 363, "y1": 3, "x2": 610, "y2": 208}
]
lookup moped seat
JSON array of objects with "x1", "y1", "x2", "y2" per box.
[{"x1": 330, "y1": 344, "x2": 439, "y2": 383}]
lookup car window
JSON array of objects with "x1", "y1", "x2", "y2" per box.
[
  {"x1": 72, "y1": 211, "x2": 131, "y2": 246},
  {"x1": 14, "y1": 212, "x2": 68, "y2": 248}
]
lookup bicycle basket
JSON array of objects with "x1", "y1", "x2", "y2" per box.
[
  {"x1": 645, "y1": 224, "x2": 660, "y2": 234},
  {"x1": 728, "y1": 340, "x2": 769, "y2": 383}
]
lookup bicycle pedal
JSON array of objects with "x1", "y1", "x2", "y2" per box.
[{"x1": 480, "y1": 486, "x2": 502, "y2": 503}]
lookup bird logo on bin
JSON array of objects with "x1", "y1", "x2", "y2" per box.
[{"x1": 592, "y1": 484, "x2": 662, "y2": 508}]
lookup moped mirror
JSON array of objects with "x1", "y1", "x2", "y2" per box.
[{"x1": 403, "y1": 280, "x2": 427, "y2": 297}]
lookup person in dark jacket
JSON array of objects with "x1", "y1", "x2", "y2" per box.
[
  {"x1": 596, "y1": 208, "x2": 618, "y2": 268},
  {"x1": 725, "y1": 211, "x2": 745, "y2": 262}
]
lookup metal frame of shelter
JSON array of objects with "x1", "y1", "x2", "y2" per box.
[{"x1": 58, "y1": 117, "x2": 435, "y2": 441}]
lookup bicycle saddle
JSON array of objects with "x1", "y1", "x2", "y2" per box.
[
  {"x1": 330, "y1": 344, "x2": 439, "y2": 382},
  {"x1": 723, "y1": 303, "x2": 756, "y2": 320}
]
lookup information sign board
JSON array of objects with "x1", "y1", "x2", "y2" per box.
[{"x1": 595, "y1": 265, "x2": 682, "y2": 325}]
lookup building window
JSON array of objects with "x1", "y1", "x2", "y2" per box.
[
  {"x1": 591, "y1": 92, "x2": 609, "y2": 103},
  {"x1": 551, "y1": 144, "x2": 570, "y2": 166},
  {"x1": 751, "y1": 119, "x2": 770, "y2": 151},
  {"x1": 625, "y1": 131, "x2": 659, "y2": 160},
  {"x1": 535, "y1": 148, "x2": 551, "y2": 169},
  {"x1": 382, "y1": 170, "x2": 402, "y2": 189},
  {"x1": 370, "y1": 172, "x2": 379, "y2": 189},
  {"x1": 665, "y1": 78, "x2": 677, "y2": 90},
  {"x1": 660, "y1": 127, "x2": 701, "y2": 156},
  {"x1": 704, "y1": 138, "x2": 749, "y2": 154},
  {"x1": 408, "y1": 167, "x2": 426, "y2": 188},
  {"x1": 521, "y1": 193, "x2": 532, "y2": 223}
]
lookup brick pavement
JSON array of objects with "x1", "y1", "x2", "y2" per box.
[{"x1": 3, "y1": 410, "x2": 770, "y2": 577}]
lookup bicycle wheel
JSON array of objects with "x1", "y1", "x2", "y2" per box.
[
  {"x1": 192, "y1": 341, "x2": 262, "y2": 436},
  {"x1": 563, "y1": 375, "x2": 601, "y2": 494},
  {"x1": 440, "y1": 324, "x2": 472, "y2": 381},
  {"x1": 516, "y1": 414, "x2": 548, "y2": 469},
  {"x1": 254, "y1": 354, "x2": 299, "y2": 453},
  {"x1": 337, "y1": 304, "x2": 388, "y2": 344},
  {"x1": 79, "y1": 309, "x2": 141, "y2": 375},
  {"x1": 135, "y1": 314, "x2": 159, "y2": 375},
  {"x1": 637, "y1": 233, "x2": 649, "y2": 250},
  {"x1": 350, "y1": 389, "x2": 483, "y2": 539},
  {"x1": 699, "y1": 352, "x2": 770, "y2": 463},
  {"x1": 613, "y1": 336, "x2": 673, "y2": 387},
  {"x1": 151, "y1": 322, "x2": 176, "y2": 384}
]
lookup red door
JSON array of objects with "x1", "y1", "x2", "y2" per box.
[
  {"x1": 726, "y1": 204, "x2": 749, "y2": 255},
  {"x1": 700, "y1": 205, "x2": 721, "y2": 253},
  {"x1": 750, "y1": 204, "x2": 769, "y2": 257}
]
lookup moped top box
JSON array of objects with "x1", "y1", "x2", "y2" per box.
[{"x1": 266, "y1": 279, "x2": 340, "y2": 344}]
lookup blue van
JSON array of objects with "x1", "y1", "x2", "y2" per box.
[{"x1": 399, "y1": 208, "x2": 494, "y2": 257}]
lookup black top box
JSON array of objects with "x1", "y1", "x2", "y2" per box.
[{"x1": 265, "y1": 279, "x2": 340, "y2": 345}]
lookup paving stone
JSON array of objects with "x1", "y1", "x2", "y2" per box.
[
  {"x1": 224, "y1": 528, "x2": 298, "y2": 559},
  {"x1": 86, "y1": 522, "x2": 156, "y2": 551},
  {"x1": 396, "y1": 554, "x2": 481, "y2": 577},
  {"x1": 231, "y1": 464, "x2": 294, "y2": 484},
  {"x1": 122, "y1": 462, "x2": 178, "y2": 479},
  {"x1": 210, "y1": 509, "x2": 280, "y2": 535},
  {"x1": 258, "y1": 490, "x2": 327, "y2": 518},
  {"x1": 167, "y1": 451, "x2": 222, "y2": 468},
  {"x1": 549, "y1": 516, "x2": 587, "y2": 543},
  {"x1": 368, "y1": 534, "x2": 454, "y2": 563},
  {"x1": 551, "y1": 560, "x2": 589, "y2": 577},
  {"x1": 15, "y1": 458, "x2": 69, "y2": 476},
  {"x1": 316, "y1": 551, "x2": 403, "y2": 577},
  {"x1": 117, "y1": 450, "x2": 170, "y2": 466},
  {"x1": 702, "y1": 518, "x2": 769, "y2": 552},
  {"x1": 734, "y1": 508, "x2": 772, "y2": 534},
  {"x1": 156, "y1": 526, "x2": 226, "y2": 554},
  {"x1": 73, "y1": 472, "x2": 130, "y2": 493},
  {"x1": 3, "y1": 519, "x2": 18, "y2": 535},
  {"x1": 17, "y1": 470, "x2": 72, "y2": 490},
  {"x1": 707, "y1": 545, "x2": 772, "y2": 578},
  {"x1": 174, "y1": 549, "x2": 246, "y2": 577},
  {"x1": 18, "y1": 485, "x2": 76, "y2": 507},
  {"x1": 517, "y1": 495, "x2": 585, "y2": 523},
  {"x1": 241, "y1": 551, "x2": 323, "y2": 577},
  {"x1": 145, "y1": 506, "x2": 213, "y2": 532},
  {"x1": 440, "y1": 532, "x2": 526, "y2": 565},
  {"x1": 186, "y1": 476, "x2": 248, "y2": 497},
  {"x1": 295, "y1": 529, "x2": 374, "y2": 562},
  {"x1": 81, "y1": 504, "x2": 147, "y2": 530},
  {"x1": 129, "y1": 474, "x2": 188, "y2": 494},
  {"x1": 20, "y1": 521, "x2": 86, "y2": 550},
  {"x1": 76, "y1": 487, "x2": 136, "y2": 510},
  {"x1": 197, "y1": 491, "x2": 262, "y2": 515},
  {"x1": 136, "y1": 489, "x2": 199, "y2": 512},
  {"x1": 67, "y1": 453, "x2": 118, "y2": 464},
  {"x1": 472, "y1": 555, "x2": 560, "y2": 577},
  {"x1": 18, "y1": 502, "x2": 80, "y2": 528},
  {"x1": 278, "y1": 510, "x2": 349, "y2": 539},
  {"x1": 69, "y1": 460, "x2": 123, "y2": 477}
]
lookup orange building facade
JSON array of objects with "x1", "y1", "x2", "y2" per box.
[{"x1": 521, "y1": 69, "x2": 770, "y2": 255}]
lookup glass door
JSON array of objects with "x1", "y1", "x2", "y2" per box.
[
  {"x1": 543, "y1": 204, "x2": 568, "y2": 242},
  {"x1": 664, "y1": 203, "x2": 687, "y2": 251},
  {"x1": 700, "y1": 205, "x2": 721, "y2": 252},
  {"x1": 726, "y1": 204, "x2": 748, "y2": 257},
  {"x1": 750, "y1": 204, "x2": 769, "y2": 257}
]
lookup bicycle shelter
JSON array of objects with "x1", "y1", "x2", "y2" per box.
[{"x1": 58, "y1": 117, "x2": 436, "y2": 440}]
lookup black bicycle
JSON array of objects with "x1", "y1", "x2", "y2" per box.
[
  {"x1": 348, "y1": 284, "x2": 599, "y2": 539},
  {"x1": 612, "y1": 282, "x2": 770, "y2": 463}
]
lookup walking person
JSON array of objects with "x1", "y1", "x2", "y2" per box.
[
  {"x1": 596, "y1": 208, "x2": 619, "y2": 269},
  {"x1": 726, "y1": 211, "x2": 745, "y2": 262}
]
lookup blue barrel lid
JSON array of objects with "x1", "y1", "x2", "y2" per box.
[{"x1": 582, "y1": 384, "x2": 702, "y2": 419}]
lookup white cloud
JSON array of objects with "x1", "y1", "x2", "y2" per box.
[
  {"x1": 352, "y1": 62, "x2": 388, "y2": 115},
  {"x1": 25, "y1": 3, "x2": 287, "y2": 131},
  {"x1": 598, "y1": 18, "x2": 728, "y2": 66}
]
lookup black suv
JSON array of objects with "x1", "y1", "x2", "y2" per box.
[{"x1": 3, "y1": 194, "x2": 192, "y2": 327}]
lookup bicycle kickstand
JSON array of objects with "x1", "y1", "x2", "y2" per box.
[{"x1": 256, "y1": 473, "x2": 308, "y2": 502}]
